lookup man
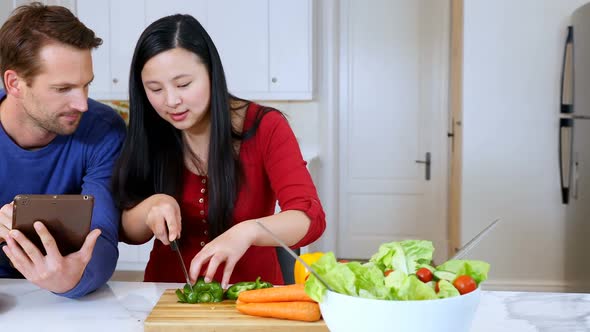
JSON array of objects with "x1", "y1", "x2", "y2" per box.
[{"x1": 0, "y1": 3, "x2": 126, "y2": 298}]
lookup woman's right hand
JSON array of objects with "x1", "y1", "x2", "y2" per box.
[{"x1": 145, "y1": 194, "x2": 182, "y2": 245}]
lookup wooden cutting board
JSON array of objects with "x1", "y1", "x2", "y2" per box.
[{"x1": 144, "y1": 289, "x2": 329, "y2": 332}]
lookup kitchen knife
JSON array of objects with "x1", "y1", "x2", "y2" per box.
[
  {"x1": 255, "y1": 220, "x2": 335, "y2": 292},
  {"x1": 451, "y1": 218, "x2": 501, "y2": 260},
  {"x1": 170, "y1": 239, "x2": 193, "y2": 291}
]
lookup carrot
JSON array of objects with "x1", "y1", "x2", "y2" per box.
[
  {"x1": 236, "y1": 301, "x2": 321, "y2": 322},
  {"x1": 237, "y1": 284, "x2": 314, "y2": 303}
]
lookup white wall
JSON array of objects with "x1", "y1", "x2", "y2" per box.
[
  {"x1": 0, "y1": 0, "x2": 11, "y2": 27},
  {"x1": 260, "y1": 0, "x2": 338, "y2": 255},
  {"x1": 254, "y1": 100, "x2": 319, "y2": 149},
  {"x1": 462, "y1": 0, "x2": 590, "y2": 291}
]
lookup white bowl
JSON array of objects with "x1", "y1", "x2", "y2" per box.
[{"x1": 319, "y1": 288, "x2": 481, "y2": 332}]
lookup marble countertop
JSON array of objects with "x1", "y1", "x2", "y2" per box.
[{"x1": 1, "y1": 279, "x2": 589, "y2": 331}]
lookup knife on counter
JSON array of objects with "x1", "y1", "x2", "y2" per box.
[
  {"x1": 255, "y1": 220, "x2": 335, "y2": 292},
  {"x1": 170, "y1": 239, "x2": 193, "y2": 291}
]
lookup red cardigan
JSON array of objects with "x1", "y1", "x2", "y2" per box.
[{"x1": 144, "y1": 102, "x2": 326, "y2": 284}]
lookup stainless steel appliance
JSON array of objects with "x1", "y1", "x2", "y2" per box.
[{"x1": 559, "y1": 2, "x2": 590, "y2": 292}]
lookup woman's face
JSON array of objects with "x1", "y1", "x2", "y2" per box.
[{"x1": 141, "y1": 47, "x2": 211, "y2": 132}]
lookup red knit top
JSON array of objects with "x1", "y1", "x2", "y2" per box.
[{"x1": 143, "y1": 102, "x2": 326, "y2": 285}]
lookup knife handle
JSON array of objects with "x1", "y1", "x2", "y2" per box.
[{"x1": 170, "y1": 239, "x2": 179, "y2": 251}]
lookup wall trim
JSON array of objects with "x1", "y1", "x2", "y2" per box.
[
  {"x1": 308, "y1": 0, "x2": 339, "y2": 253},
  {"x1": 482, "y1": 279, "x2": 590, "y2": 293},
  {"x1": 449, "y1": 0, "x2": 464, "y2": 257}
]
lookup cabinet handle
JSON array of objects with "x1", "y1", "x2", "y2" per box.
[
  {"x1": 271, "y1": 77, "x2": 278, "y2": 83},
  {"x1": 113, "y1": 78, "x2": 119, "y2": 84}
]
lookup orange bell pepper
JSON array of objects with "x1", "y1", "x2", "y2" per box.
[{"x1": 294, "y1": 252, "x2": 324, "y2": 284}]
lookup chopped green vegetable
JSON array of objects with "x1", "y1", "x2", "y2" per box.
[
  {"x1": 186, "y1": 291, "x2": 199, "y2": 304},
  {"x1": 175, "y1": 289, "x2": 187, "y2": 303},
  {"x1": 225, "y1": 277, "x2": 273, "y2": 300},
  {"x1": 175, "y1": 277, "x2": 224, "y2": 303}
]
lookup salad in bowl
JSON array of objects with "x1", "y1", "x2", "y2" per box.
[{"x1": 305, "y1": 240, "x2": 490, "y2": 332}]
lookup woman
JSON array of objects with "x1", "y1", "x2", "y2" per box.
[{"x1": 112, "y1": 14, "x2": 326, "y2": 288}]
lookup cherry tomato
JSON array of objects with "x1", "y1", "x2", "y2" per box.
[
  {"x1": 384, "y1": 269, "x2": 393, "y2": 277},
  {"x1": 453, "y1": 275, "x2": 477, "y2": 295},
  {"x1": 416, "y1": 268, "x2": 433, "y2": 283}
]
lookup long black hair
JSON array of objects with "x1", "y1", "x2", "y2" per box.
[{"x1": 112, "y1": 14, "x2": 273, "y2": 239}]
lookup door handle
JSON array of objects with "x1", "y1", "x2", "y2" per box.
[{"x1": 415, "y1": 152, "x2": 431, "y2": 181}]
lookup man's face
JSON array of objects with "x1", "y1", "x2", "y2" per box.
[{"x1": 21, "y1": 42, "x2": 94, "y2": 136}]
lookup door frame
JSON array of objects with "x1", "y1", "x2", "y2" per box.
[{"x1": 449, "y1": 0, "x2": 463, "y2": 257}]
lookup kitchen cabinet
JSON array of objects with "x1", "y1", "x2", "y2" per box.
[
  {"x1": 268, "y1": 1, "x2": 313, "y2": 96},
  {"x1": 76, "y1": 0, "x2": 313, "y2": 101},
  {"x1": 206, "y1": 0, "x2": 269, "y2": 97},
  {"x1": 77, "y1": 0, "x2": 145, "y2": 100}
]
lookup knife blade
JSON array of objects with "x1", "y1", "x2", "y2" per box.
[
  {"x1": 451, "y1": 218, "x2": 501, "y2": 260},
  {"x1": 170, "y1": 239, "x2": 193, "y2": 291},
  {"x1": 255, "y1": 220, "x2": 335, "y2": 292}
]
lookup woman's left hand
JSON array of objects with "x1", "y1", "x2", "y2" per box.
[{"x1": 189, "y1": 221, "x2": 256, "y2": 289}]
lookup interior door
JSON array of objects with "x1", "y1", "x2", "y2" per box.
[{"x1": 338, "y1": 0, "x2": 451, "y2": 262}]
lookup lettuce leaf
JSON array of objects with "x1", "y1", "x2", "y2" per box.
[
  {"x1": 305, "y1": 252, "x2": 356, "y2": 302},
  {"x1": 370, "y1": 240, "x2": 434, "y2": 275},
  {"x1": 305, "y1": 253, "x2": 391, "y2": 302},
  {"x1": 395, "y1": 275, "x2": 438, "y2": 300},
  {"x1": 347, "y1": 262, "x2": 390, "y2": 300},
  {"x1": 436, "y1": 279, "x2": 460, "y2": 299}
]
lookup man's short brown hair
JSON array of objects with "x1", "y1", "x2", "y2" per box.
[{"x1": 0, "y1": 2, "x2": 102, "y2": 88}]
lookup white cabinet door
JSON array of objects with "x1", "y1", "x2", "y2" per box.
[
  {"x1": 78, "y1": 0, "x2": 312, "y2": 101},
  {"x1": 78, "y1": 0, "x2": 143, "y2": 100},
  {"x1": 269, "y1": 0, "x2": 312, "y2": 99},
  {"x1": 110, "y1": 0, "x2": 144, "y2": 99},
  {"x1": 206, "y1": 0, "x2": 313, "y2": 100},
  {"x1": 145, "y1": 0, "x2": 207, "y2": 27},
  {"x1": 207, "y1": 0, "x2": 268, "y2": 96},
  {"x1": 77, "y1": 1, "x2": 111, "y2": 99}
]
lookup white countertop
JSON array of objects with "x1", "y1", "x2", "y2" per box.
[{"x1": 1, "y1": 279, "x2": 589, "y2": 331}]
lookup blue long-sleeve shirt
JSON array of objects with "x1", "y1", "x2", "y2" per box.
[{"x1": 0, "y1": 90, "x2": 126, "y2": 298}]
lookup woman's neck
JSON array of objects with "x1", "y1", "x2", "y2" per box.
[{"x1": 183, "y1": 123, "x2": 210, "y2": 158}]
